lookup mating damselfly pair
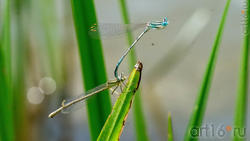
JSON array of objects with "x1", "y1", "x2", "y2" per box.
[
  {"x1": 48, "y1": 17, "x2": 168, "y2": 118},
  {"x1": 90, "y1": 17, "x2": 169, "y2": 80}
]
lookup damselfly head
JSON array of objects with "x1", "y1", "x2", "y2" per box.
[{"x1": 162, "y1": 17, "x2": 169, "y2": 27}]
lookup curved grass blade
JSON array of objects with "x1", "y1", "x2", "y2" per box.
[
  {"x1": 97, "y1": 61, "x2": 143, "y2": 141},
  {"x1": 168, "y1": 112, "x2": 174, "y2": 141},
  {"x1": 118, "y1": 0, "x2": 149, "y2": 140},
  {"x1": 184, "y1": 0, "x2": 231, "y2": 140},
  {"x1": 233, "y1": 0, "x2": 249, "y2": 140},
  {"x1": 71, "y1": 0, "x2": 112, "y2": 140}
]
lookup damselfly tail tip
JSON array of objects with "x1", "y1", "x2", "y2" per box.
[
  {"x1": 48, "y1": 113, "x2": 54, "y2": 118},
  {"x1": 135, "y1": 61, "x2": 143, "y2": 71}
]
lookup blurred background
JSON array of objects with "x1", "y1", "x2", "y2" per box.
[{"x1": 0, "y1": 0, "x2": 249, "y2": 140}]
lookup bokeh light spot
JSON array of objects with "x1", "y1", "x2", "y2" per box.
[
  {"x1": 39, "y1": 77, "x2": 56, "y2": 95},
  {"x1": 27, "y1": 87, "x2": 45, "y2": 104}
]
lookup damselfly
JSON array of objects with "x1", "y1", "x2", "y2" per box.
[
  {"x1": 48, "y1": 76, "x2": 126, "y2": 118},
  {"x1": 114, "y1": 17, "x2": 169, "y2": 80}
]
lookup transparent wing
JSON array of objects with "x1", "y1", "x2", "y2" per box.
[
  {"x1": 61, "y1": 83, "x2": 109, "y2": 113},
  {"x1": 88, "y1": 17, "x2": 174, "y2": 39},
  {"x1": 48, "y1": 83, "x2": 111, "y2": 118},
  {"x1": 88, "y1": 23, "x2": 146, "y2": 39}
]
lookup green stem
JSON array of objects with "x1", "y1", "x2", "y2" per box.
[
  {"x1": 233, "y1": 0, "x2": 249, "y2": 140},
  {"x1": 0, "y1": 0, "x2": 14, "y2": 140},
  {"x1": 12, "y1": 0, "x2": 28, "y2": 140},
  {"x1": 168, "y1": 112, "x2": 174, "y2": 141},
  {"x1": 71, "y1": 0, "x2": 112, "y2": 140},
  {"x1": 118, "y1": 0, "x2": 149, "y2": 140}
]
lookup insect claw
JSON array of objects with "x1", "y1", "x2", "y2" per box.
[{"x1": 61, "y1": 100, "x2": 66, "y2": 107}]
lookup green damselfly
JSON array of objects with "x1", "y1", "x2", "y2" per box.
[
  {"x1": 48, "y1": 76, "x2": 126, "y2": 118},
  {"x1": 48, "y1": 61, "x2": 142, "y2": 118}
]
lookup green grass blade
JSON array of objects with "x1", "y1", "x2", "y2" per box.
[
  {"x1": 0, "y1": 0, "x2": 14, "y2": 140},
  {"x1": 184, "y1": 0, "x2": 231, "y2": 140},
  {"x1": 168, "y1": 112, "x2": 174, "y2": 141},
  {"x1": 12, "y1": 0, "x2": 28, "y2": 140},
  {"x1": 133, "y1": 90, "x2": 149, "y2": 140},
  {"x1": 97, "y1": 62, "x2": 143, "y2": 141},
  {"x1": 38, "y1": 0, "x2": 61, "y2": 79},
  {"x1": 118, "y1": 0, "x2": 149, "y2": 140},
  {"x1": 71, "y1": 0, "x2": 112, "y2": 140},
  {"x1": 233, "y1": 0, "x2": 249, "y2": 140}
]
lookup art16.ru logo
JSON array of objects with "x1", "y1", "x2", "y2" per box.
[{"x1": 189, "y1": 124, "x2": 246, "y2": 139}]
